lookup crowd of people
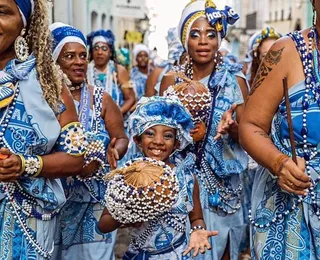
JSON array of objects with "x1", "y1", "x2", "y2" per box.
[{"x1": 0, "y1": 0, "x2": 319, "y2": 259}]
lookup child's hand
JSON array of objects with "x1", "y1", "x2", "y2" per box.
[
  {"x1": 107, "y1": 138, "x2": 119, "y2": 170},
  {"x1": 183, "y1": 229, "x2": 218, "y2": 257},
  {"x1": 214, "y1": 103, "x2": 238, "y2": 140}
]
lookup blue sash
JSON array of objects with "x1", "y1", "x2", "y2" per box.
[{"x1": 122, "y1": 233, "x2": 186, "y2": 260}]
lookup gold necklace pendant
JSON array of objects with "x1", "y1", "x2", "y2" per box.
[{"x1": 0, "y1": 83, "x2": 15, "y2": 108}]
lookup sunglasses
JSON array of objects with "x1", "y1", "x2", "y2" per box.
[{"x1": 94, "y1": 45, "x2": 109, "y2": 51}]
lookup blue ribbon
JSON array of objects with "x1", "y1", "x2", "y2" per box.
[{"x1": 205, "y1": 5, "x2": 239, "y2": 38}]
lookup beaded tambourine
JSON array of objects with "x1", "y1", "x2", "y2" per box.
[
  {"x1": 104, "y1": 157, "x2": 179, "y2": 224},
  {"x1": 164, "y1": 72, "x2": 211, "y2": 141}
]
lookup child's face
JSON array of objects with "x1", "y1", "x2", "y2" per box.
[{"x1": 136, "y1": 125, "x2": 179, "y2": 164}]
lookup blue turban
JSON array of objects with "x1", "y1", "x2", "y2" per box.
[
  {"x1": 49, "y1": 22, "x2": 87, "y2": 61},
  {"x1": 178, "y1": 0, "x2": 239, "y2": 51},
  {"x1": 87, "y1": 30, "x2": 115, "y2": 51},
  {"x1": 14, "y1": 0, "x2": 34, "y2": 27},
  {"x1": 128, "y1": 96, "x2": 194, "y2": 150}
]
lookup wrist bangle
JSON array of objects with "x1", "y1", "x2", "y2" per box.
[
  {"x1": 272, "y1": 154, "x2": 289, "y2": 176},
  {"x1": 189, "y1": 225, "x2": 205, "y2": 235},
  {"x1": 18, "y1": 155, "x2": 43, "y2": 178},
  {"x1": 17, "y1": 154, "x2": 26, "y2": 175}
]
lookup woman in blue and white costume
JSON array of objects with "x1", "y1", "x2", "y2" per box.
[
  {"x1": 0, "y1": 1, "x2": 85, "y2": 259},
  {"x1": 99, "y1": 96, "x2": 218, "y2": 259},
  {"x1": 87, "y1": 30, "x2": 136, "y2": 116},
  {"x1": 50, "y1": 23, "x2": 129, "y2": 260},
  {"x1": 131, "y1": 44, "x2": 151, "y2": 102},
  {"x1": 160, "y1": 0, "x2": 249, "y2": 259},
  {"x1": 240, "y1": 0, "x2": 320, "y2": 258}
]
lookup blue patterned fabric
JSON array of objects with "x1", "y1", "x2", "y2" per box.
[
  {"x1": 53, "y1": 86, "x2": 116, "y2": 259},
  {"x1": 130, "y1": 66, "x2": 148, "y2": 101},
  {"x1": 0, "y1": 57, "x2": 65, "y2": 259},
  {"x1": 250, "y1": 31, "x2": 320, "y2": 259},
  {"x1": 124, "y1": 154, "x2": 196, "y2": 259}
]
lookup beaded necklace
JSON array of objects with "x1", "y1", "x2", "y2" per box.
[
  {"x1": 186, "y1": 56, "x2": 243, "y2": 214},
  {"x1": 76, "y1": 85, "x2": 108, "y2": 206},
  {"x1": 0, "y1": 83, "x2": 54, "y2": 258},
  {"x1": 249, "y1": 27, "x2": 320, "y2": 229}
]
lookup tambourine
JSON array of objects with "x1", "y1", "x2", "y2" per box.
[{"x1": 164, "y1": 72, "x2": 211, "y2": 141}]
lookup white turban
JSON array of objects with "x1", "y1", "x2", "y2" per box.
[{"x1": 133, "y1": 44, "x2": 150, "y2": 61}]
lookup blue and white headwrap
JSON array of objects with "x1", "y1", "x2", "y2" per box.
[
  {"x1": 178, "y1": 0, "x2": 239, "y2": 51},
  {"x1": 49, "y1": 22, "x2": 87, "y2": 61},
  {"x1": 14, "y1": 0, "x2": 34, "y2": 27},
  {"x1": 128, "y1": 96, "x2": 194, "y2": 150},
  {"x1": 87, "y1": 30, "x2": 115, "y2": 51}
]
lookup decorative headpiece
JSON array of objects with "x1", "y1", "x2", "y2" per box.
[
  {"x1": 133, "y1": 44, "x2": 150, "y2": 61},
  {"x1": 178, "y1": 0, "x2": 239, "y2": 51},
  {"x1": 14, "y1": 0, "x2": 34, "y2": 27},
  {"x1": 104, "y1": 157, "x2": 179, "y2": 224},
  {"x1": 164, "y1": 72, "x2": 211, "y2": 142},
  {"x1": 128, "y1": 96, "x2": 194, "y2": 150},
  {"x1": 50, "y1": 22, "x2": 87, "y2": 61},
  {"x1": 87, "y1": 30, "x2": 115, "y2": 50},
  {"x1": 252, "y1": 27, "x2": 282, "y2": 51}
]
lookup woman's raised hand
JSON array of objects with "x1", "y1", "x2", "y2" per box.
[{"x1": 214, "y1": 103, "x2": 238, "y2": 140}]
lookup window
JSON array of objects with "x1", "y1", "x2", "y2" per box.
[{"x1": 91, "y1": 11, "x2": 98, "y2": 31}]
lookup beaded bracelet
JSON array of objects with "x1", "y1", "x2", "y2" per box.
[
  {"x1": 18, "y1": 154, "x2": 43, "y2": 178},
  {"x1": 189, "y1": 225, "x2": 205, "y2": 235},
  {"x1": 272, "y1": 154, "x2": 289, "y2": 176}
]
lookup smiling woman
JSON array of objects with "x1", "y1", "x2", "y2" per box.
[{"x1": 50, "y1": 22, "x2": 128, "y2": 260}]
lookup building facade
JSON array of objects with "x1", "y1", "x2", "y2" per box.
[
  {"x1": 51, "y1": 0, "x2": 147, "y2": 48},
  {"x1": 225, "y1": 0, "x2": 313, "y2": 59}
]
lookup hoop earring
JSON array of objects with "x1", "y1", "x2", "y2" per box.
[{"x1": 14, "y1": 28, "x2": 29, "y2": 62}]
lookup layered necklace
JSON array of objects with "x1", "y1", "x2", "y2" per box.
[{"x1": 185, "y1": 53, "x2": 243, "y2": 214}]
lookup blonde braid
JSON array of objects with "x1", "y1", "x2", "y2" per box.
[{"x1": 25, "y1": 0, "x2": 62, "y2": 112}]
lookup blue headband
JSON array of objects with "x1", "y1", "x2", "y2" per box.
[
  {"x1": 87, "y1": 30, "x2": 115, "y2": 49},
  {"x1": 14, "y1": 0, "x2": 34, "y2": 27},
  {"x1": 50, "y1": 23, "x2": 87, "y2": 61}
]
